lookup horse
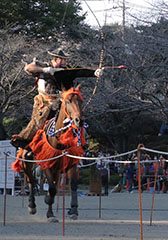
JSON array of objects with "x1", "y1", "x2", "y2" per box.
[{"x1": 13, "y1": 85, "x2": 85, "y2": 221}]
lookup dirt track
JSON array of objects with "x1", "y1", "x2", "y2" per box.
[{"x1": 1, "y1": 190, "x2": 168, "y2": 240}]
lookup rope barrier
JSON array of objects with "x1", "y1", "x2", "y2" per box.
[
  {"x1": 141, "y1": 147, "x2": 168, "y2": 156},
  {"x1": 7, "y1": 152, "x2": 66, "y2": 162},
  {"x1": 5, "y1": 149, "x2": 138, "y2": 163},
  {"x1": 78, "y1": 161, "x2": 97, "y2": 168},
  {"x1": 3, "y1": 143, "x2": 168, "y2": 240},
  {"x1": 5, "y1": 146, "x2": 168, "y2": 166},
  {"x1": 66, "y1": 148, "x2": 137, "y2": 160}
]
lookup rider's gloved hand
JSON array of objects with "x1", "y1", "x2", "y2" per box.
[
  {"x1": 43, "y1": 67, "x2": 64, "y2": 75},
  {"x1": 94, "y1": 68, "x2": 104, "y2": 78}
]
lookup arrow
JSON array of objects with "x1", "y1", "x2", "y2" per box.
[{"x1": 64, "y1": 65, "x2": 125, "y2": 70}]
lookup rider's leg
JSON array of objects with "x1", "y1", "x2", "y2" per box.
[
  {"x1": 19, "y1": 94, "x2": 51, "y2": 139},
  {"x1": 11, "y1": 94, "x2": 51, "y2": 149}
]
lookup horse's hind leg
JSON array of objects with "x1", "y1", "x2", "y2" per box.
[
  {"x1": 44, "y1": 168, "x2": 58, "y2": 222},
  {"x1": 22, "y1": 160, "x2": 37, "y2": 215},
  {"x1": 67, "y1": 166, "x2": 78, "y2": 220}
]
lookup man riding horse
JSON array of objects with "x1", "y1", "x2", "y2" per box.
[{"x1": 11, "y1": 48, "x2": 103, "y2": 158}]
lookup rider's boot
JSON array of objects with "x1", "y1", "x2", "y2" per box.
[{"x1": 10, "y1": 135, "x2": 31, "y2": 149}]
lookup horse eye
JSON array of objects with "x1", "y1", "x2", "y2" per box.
[{"x1": 66, "y1": 99, "x2": 70, "y2": 104}]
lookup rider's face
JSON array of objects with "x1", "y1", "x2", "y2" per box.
[{"x1": 52, "y1": 57, "x2": 67, "y2": 68}]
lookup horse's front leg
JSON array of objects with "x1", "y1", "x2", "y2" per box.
[
  {"x1": 22, "y1": 161, "x2": 37, "y2": 215},
  {"x1": 44, "y1": 168, "x2": 58, "y2": 222},
  {"x1": 67, "y1": 166, "x2": 78, "y2": 220}
]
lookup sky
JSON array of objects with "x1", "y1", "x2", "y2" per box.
[{"x1": 80, "y1": 0, "x2": 160, "y2": 27}]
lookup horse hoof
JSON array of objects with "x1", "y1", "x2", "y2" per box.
[
  {"x1": 47, "y1": 217, "x2": 59, "y2": 223},
  {"x1": 28, "y1": 207, "x2": 37, "y2": 215},
  {"x1": 67, "y1": 207, "x2": 78, "y2": 220},
  {"x1": 69, "y1": 214, "x2": 78, "y2": 220}
]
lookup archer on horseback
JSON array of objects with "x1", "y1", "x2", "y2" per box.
[{"x1": 11, "y1": 48, "x2": 103, "y2": 157}]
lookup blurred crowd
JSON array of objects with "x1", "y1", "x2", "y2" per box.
[{"x1": 114, "y1": 153, "x2": 168, "y2": 193}]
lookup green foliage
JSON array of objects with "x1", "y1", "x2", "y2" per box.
[
  {"x1": 3, "y1": 117, "x2": 24, "y2": 138},
  {"x1": 109, "y1": 171, "x2": 121, "y2": 186},
  {"x1": 0, "y1": 0, "x2": 85, "y2": 37},
  {"x1": 78, "y1": 168, "x2": 90, "y2": 185},
  {"x1": 78, "y1": 168, "x2": 121, "y2": 188}
]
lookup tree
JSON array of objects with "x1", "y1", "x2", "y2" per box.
[
  {"x1": 0, "y1": 28, "x2": 36, "y2": 138},
  {"x1": 2, "y1": 6, "x2": 168, "y2": 152},
  {"x1": 90, "y1": 12, "x2": 168, "y2": 151},
  {"x1": 0, "y1": 0, "x2": 85, "y2": 37}
]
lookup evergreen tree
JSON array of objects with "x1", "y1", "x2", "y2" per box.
[{"x1": 0, "y1": 0, "x2": 85, "y2": 37}]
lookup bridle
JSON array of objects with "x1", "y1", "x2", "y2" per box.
[
  {"x1": 62, "y1": 88, "x2": 83, "y2": 122},
  {"x1": 47, "y1": 88, "x2": 83, "y2": 137}
]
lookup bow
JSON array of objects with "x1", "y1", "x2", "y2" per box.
[{"x1": 83, "y1": 0, "x2": 105, "y2": 110}]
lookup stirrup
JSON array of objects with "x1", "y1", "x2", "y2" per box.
[{"x1": 25, "y1": 150, "x2": 34, "y2": 160}]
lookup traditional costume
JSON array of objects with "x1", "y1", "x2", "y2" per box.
[{"x1": 11, "y1": 49, "x2": 96, "y2": 146}]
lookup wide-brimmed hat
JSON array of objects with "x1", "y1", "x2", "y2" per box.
[{"x1": 47, "y1": 48, "x2": 70, "y2": 58}]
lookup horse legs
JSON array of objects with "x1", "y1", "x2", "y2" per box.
[
  {"x1": 67, "y1": 166, "x2": 78, "y2": 220},
  {"x1": 22, "y1": 160, "x2": 37, "y2": 215},
  {"x1": 44, "y1": 168, "x2": 58, "y2": 222}
]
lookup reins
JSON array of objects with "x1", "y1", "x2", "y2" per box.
[{"x1": 47, "y1": 118, "x2": 73, "y2": 137}]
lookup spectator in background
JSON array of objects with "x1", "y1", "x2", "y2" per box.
[
  {"x1": 157, "y1": 155, "x2": 168, "y2": 193},
  {"x1": 163, "y1": 160, "x2": 168, "y2": 193},
  {"x1": 126, "y1": 163, "x2": 136, "y2": 193},
  {"x1": 97, "y1": 155, "x2": 109, "y2": 196},
  {"x1": 158, "y1": 123, "x2": 168, "y2": 136}
]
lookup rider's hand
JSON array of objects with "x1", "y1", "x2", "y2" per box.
[
  {"x1": 43, "y1": 67, "x2": 64, "y2": 75},
  {"x1": 94, "y1": 68, "x2": 104, "y2": 78}
]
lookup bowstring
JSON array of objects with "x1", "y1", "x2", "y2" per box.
[
  {"x1": 83, "y1": 0, "x2": 104, "y2": 111},
  {"x1": 61, "y1": 1, "x2": 69, "y2": 28}
]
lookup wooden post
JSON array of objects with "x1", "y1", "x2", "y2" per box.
[
  {"x1": 99, "y1": 183, "x2": 102, "y2": 219},
  {"x1": 22, "y1": 173, "x2": 26, "y2": 208},
  {"x1": 89, "y1": 164, "x2": 101, "y2": 194},
  {"x1": 57, "y1": 174, "x2": 61, "y2": 213},
  {"x1": 137, "y1": 144, "x2": 144, "y2": 240},
  {"x1": 150, "y1": 164, "x2": 158, "y2": 226},
  {"x1": 62, "y1": 158, "x2": 66, "y2": 236},
  {"x1": 3, "y1": 152, "x2": 8, "y2": 226}
]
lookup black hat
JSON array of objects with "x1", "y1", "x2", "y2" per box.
[{"x1": 47, "y1": 48, "x2": 70, "y2": 58}]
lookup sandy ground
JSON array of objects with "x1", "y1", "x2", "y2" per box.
[{"x1": 1, "y1": 190, "x2": 168, "y2": 240}]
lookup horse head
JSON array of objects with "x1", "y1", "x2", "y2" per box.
[{"x1": 62, "y1": 85, "x2": 84, "y2": 128}]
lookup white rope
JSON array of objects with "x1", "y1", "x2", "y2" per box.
[
  {"x1": 66, "y1": 149, "x2": 137, "y2": 161},
  {"x1": 7, "y1": 152, "x2": 66, "y2": 163},
  {"x1": 4, "y1": 146, "x2": 168, "y2": 164},
  {"x1": 108, "y1": 149, "x2": 137, "y2": 158},
  {"x1": 78, "y1": 161, "x2": 97, "y2": 168},
  {"x1": 140, "y1": 147, "x2": 168, "y2": 156}
]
